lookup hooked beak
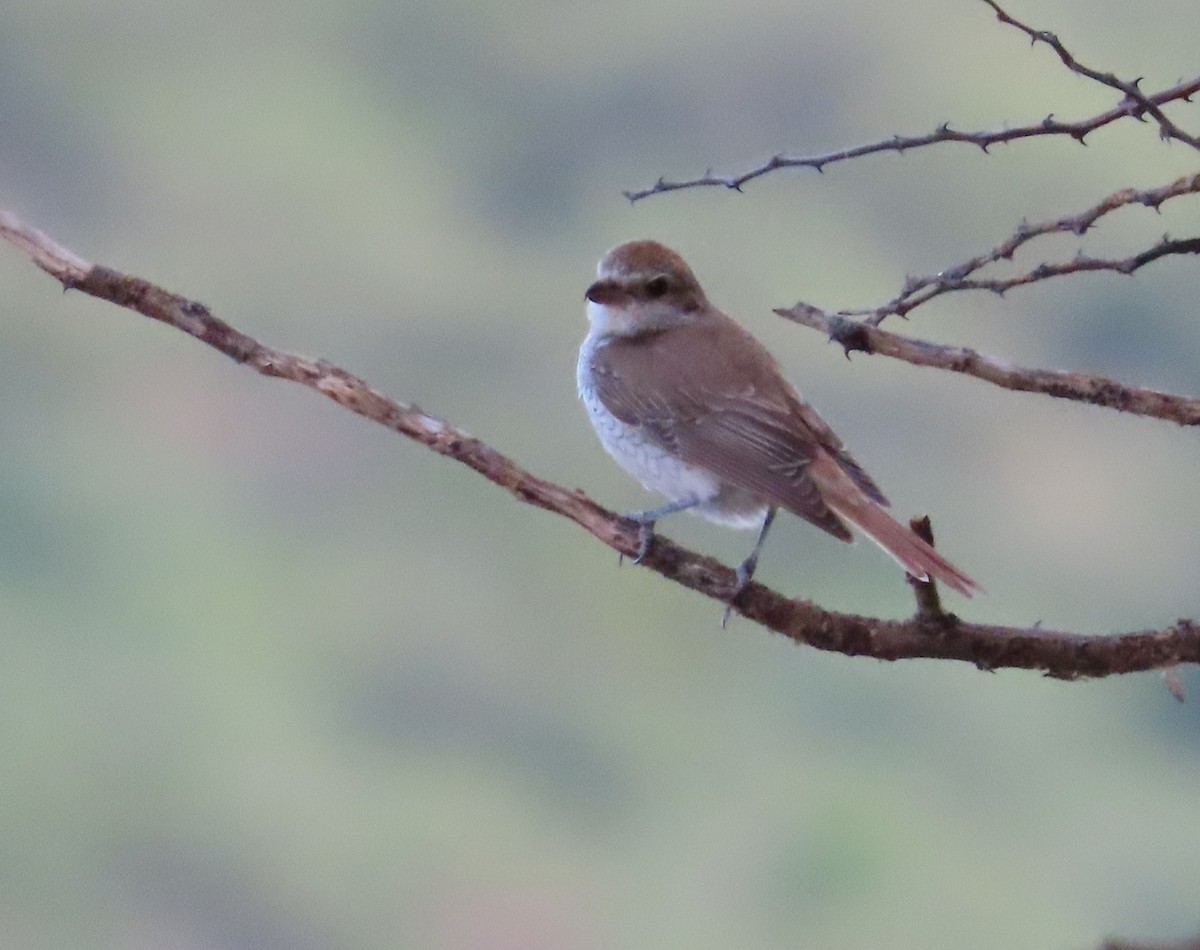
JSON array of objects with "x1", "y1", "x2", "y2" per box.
[{"x1": 585, "y1": 280, "x2": 624, "y2": 305}]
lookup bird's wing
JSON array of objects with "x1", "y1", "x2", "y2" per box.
[{"x1": 589, "y1": 323, "x2": 863, "y2": 541}]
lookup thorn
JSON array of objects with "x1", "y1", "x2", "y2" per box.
[
  {"x1": 813, "y1": 162, "x2": 825, "y2": 174},
  {"x1": 826, "y1": 316, "x2": 873, "y2": 357},
  {"x1": 1162, "y1": 667, "x2": 1186, "y2": 703},
  {"x1": 1041, "y1": 113, "x2": 1056, "y2": 128},
  {"x1": 936, "y1": 121, "x2": 952, "y2": 134},
  {"x1": 1120, "y1": 86, "x2": 1150, "y2": 114}
]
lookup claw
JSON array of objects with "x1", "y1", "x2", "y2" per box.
[
  {"x1": 722, "y1": 559, "x2": 754, "y2": 628},
  {"x1": 619, "y1": 521, "x2": 655, "y2": 566},
  {"x1": 633, "y1": 522, "x2": 655, "y2": 563},
  {"x1": 617, "y1": 497, "x2": 701, "y2": 567}
]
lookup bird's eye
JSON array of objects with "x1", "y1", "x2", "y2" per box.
[{"x1": 645, "y1": 276, "x2": 670, "y2": 298}]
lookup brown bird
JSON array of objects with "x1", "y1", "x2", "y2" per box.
[{"x1": 577, "y1": 239, "x2": 979, "y2": 613}]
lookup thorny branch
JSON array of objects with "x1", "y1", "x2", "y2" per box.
[
  {"x1": 842, "y1": 173, "x2": 1200, "y2": 323},
  {"x1": 624, "y1": 76, "x2": 1199, "y2": 200},
  {"x1": 3, "y1": 209, "x2": 1199, "y2": 681},
  {"x1": 625, "y1": 2, "x2": 1199, "y2": 201},
  {"x1": 768, "y1": 176, "x2": 1200, "y2": 422},
  {"x1": 1102, "y1": 937, "x2": 1200, "y2": 950},
  {"x1": 980, "y1": 0, "x2": 1200, "y2": 149},
  {"x1": 882, "y1": 234, "x2": 1200, "y2": 302},
  {"x1": 777, "y1": 302, "x2": 1200, "y2": 426},
  {"x1": 627, "y1": 2, "x2": 1200, "y2": 425}
]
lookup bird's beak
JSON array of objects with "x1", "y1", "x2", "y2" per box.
[{"x1": 585, "y1": 280, "x2": 622, "y2": 305}]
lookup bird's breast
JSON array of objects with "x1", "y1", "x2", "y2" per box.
[{"x1": 578, "y1": 335, "x2": 734, "y2": 513}]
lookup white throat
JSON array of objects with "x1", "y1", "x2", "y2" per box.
[{"x1": 585, "y1": 299, "x2": 638, "y2": 338}]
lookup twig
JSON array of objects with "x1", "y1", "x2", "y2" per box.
[
  {"x1": 840, "y1": 174, "x2": 1200, "y2": 323},
  {"x1": 906, "y1": 516, "x2": 946, "y2": 621},
  {"x1": 896, "y1": 235, "x2": 1200, "y2": 302},
  {"x1": 3, "y1": 209, "x2": 1200, "y2": 679},
  {"x1": 776, "y1": 302, "x2": 1200, "y2": 426},
  {"x1": 624, "y1": 5, "x2": 1199, "y2": 202},
  {"x1": 769, "y1": 175, "x2": 1200, "y2": 420},
  {"x1": 981, "y1": 0, "x2": 1200, "y2": 149},
  {"x1": 1102, "y1": 936, "x2": 1200, "y2": 950}
]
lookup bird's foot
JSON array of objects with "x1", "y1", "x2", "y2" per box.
[
  {"x1": 618, "y1": 517, "x2": 655, "y2": 566},
  {"x1": 721, "y1": 555, "x2": 759, "y2": 629}
]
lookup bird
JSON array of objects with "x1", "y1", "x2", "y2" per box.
[{"x1": 576, "y1": 239, "x2": 979, "y2": 617}]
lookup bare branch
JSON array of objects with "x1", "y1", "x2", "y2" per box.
[
  {"x1": 624, "y1": 76, "x2": 1199, "y2": 200},
  {"x1": 625, "y1": 0, "x2": 1200, "y2": 204},
  {"x1": 922, "y1": 235, "x2": 1200, "y2": 298},
  {"x1": 776, "y1": 302, "x2": 1200, "y2": 426},
  {"x1": 906, "y1": 516, "x2": 947, "y2": 622},
  {"x1": 839, "y1": 173, "x2": 1200, "y2": 323},
  {"x1": 3, "y1": 210, "x2": 1199, "y2": 679},
  {"x1": 981, "y1": 0, "x2": 1200, "y2": 149},
  {"x1": 860, "y1": 235, "x2": 1200, "y2": 321},
  {"x1": 1102, "y1": 936, "x2": 1200, "y2": 950}
]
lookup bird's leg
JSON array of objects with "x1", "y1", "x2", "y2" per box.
[
  {"x1": 722, "y1": 506, "x2": 777, "y2": 628},
  {"x1": 620, "y1": 497, "x2": 702, "y2": 565}
]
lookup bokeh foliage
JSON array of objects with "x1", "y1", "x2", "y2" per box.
[{"x1": 2, "y1": 1, "x2": 1198, "y2": 947}]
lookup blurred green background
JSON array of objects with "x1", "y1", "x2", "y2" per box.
[{"x1": 3, "y1": 0, "x2": 1199, "y2": 947}]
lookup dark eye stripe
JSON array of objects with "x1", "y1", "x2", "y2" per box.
[{"x1": 645, "y1": 276, "x2": 670, "y2": 298}]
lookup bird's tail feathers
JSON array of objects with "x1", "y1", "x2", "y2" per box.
[{"x1": 831, "y1": 500, "x2": 981, "y2": 597}]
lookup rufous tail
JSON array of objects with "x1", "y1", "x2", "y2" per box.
[{"x1": 832, "y1": 501, "x2": 981, "y2": 597}]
